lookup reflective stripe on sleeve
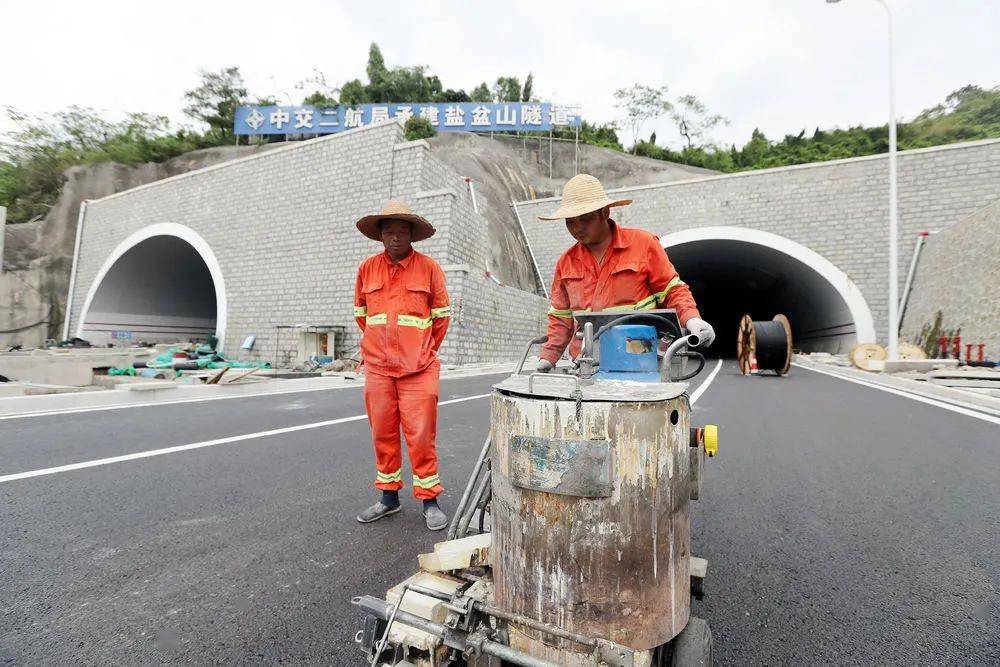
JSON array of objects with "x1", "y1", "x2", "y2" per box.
[
  {"x1": 366, "y1": 313, "x2": 387, "y2": 325},
  {"x1": 354, "y1": 306, "x2": 367, "y2": 317},
  {"x1": 430, "y1": 305, "x2": 452, "y2": 319},
  {"x1": 548, "y1": 307, "x2": 573, "y2": 319}
]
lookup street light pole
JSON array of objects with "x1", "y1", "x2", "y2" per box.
[{"x1": 828, "y1": 0, "x2": 898, "y2": 359}]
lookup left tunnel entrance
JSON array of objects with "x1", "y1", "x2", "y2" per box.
[{"x1": 80, "y1": 235, "x2": 218, "y2": 345}]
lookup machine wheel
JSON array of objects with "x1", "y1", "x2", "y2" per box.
[{"x1": 670, "y1": 616, "x2": 713, "y2": 667}]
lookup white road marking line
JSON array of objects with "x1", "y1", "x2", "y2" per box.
[
  {"x1": 793, "y1": 363, "x2": 1000, "y2": 426},
  {"x1": 0, "y1": 383, "x2": 362, "y2": 421},
  {"x1": 0, "y1": 372, "x2": 510, "y2": 421},
  {"x1": 0, "y1": 393, "x2": 491, "y2": 484},
  {"x1": 690, "y1": 359, "x2": 724, "y2": 405}
]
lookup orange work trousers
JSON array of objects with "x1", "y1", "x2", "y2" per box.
[{"x1": 363, "y1": 357, "x2": 443, "y2": 499}]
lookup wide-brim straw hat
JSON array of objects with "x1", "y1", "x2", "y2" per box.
[
  {"x1": 538, "y1": 173, "x2": 632, "y2": 220},
  {"x1": 356, "y1": 200, "x2": 436, "y2": 242}
]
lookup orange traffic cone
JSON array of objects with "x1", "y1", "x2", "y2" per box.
[{"x1": 749, "y1": 355, "x2": 759, "y2": 375}]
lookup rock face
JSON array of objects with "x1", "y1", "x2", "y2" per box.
[{"x1": 1, "y1": 145, "x2": 275, "y2": 347}]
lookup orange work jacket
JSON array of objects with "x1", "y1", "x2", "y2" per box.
[
  {"x1": 354, "y1": 250, "x2": 451, "y2": 377},
  {"x1": 540, "y1": 222, "x2": 700, "y2": 364}
]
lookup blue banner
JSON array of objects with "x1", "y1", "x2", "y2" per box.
[{"x1": 233, "y1": 102, "x2": 581, "y2": 136}]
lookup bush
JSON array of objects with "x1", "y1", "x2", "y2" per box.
[{"x1": 404, "y1": 116, "x2": 436, "y2": 141}]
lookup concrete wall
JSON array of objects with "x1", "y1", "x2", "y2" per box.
[
  {"x1": 66, "y1": 121, "x2": 547, "y2": 365},
  {"x1": 514, "y1": 139, "x2": 1000, "y2": 346},
  {"x1": 900, "y1": 198, "x2": 1000, "y2": 360}
]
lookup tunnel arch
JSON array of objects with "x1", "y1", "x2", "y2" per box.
[
  {"x1": 663, "y1": 226, "x2": 875, "y2": 354},
  {"x1": 76, "y1": 223, "x2": 228, "y2": 350}
]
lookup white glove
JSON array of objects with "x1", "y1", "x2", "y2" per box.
[
  {"x1": 536, "y1": 359, "x2": 554, "y2": 373},
  {"x1": 686, "y1": 317, "x2": 716, "y2": 347}
]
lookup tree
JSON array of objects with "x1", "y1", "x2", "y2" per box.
[
  {"x1": 470, "y1": 82, "x2": 492, "y2": 102},
  {"x1": 521, "y1": 73, "x2": 534, "y2": 102},
  {"x1": 436, "y1": 88, "x2": 470, "y2": 103},
  {"x1": 339, "y1": 79, "x2": 369, "y2": 105},
  {"x1": 365, "y1": 43, "x2": 388, "y2": 100},
  {"x1": 670, "y1": 94, "x2": 729, "y2": 150},
  {"x1": 297, "y1": 68, "x2": 340, "y2": 107},
  {"x1": 182, "y1": 66, "x2": 248, "y2": 140},
  {"x1": 614, "y1": 84, "x2": 672, "y2": 153},
  {"x1": 493, "y1": 77, "x2": 521, "y2": 103}
]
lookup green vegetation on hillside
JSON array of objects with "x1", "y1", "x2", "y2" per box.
[{"x1": 2, "y1": 40, "x2": 997, "y2": 225}]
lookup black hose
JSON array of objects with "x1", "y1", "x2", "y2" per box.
[{"x1": 672, "y1": 350, "x2": 706, "y2": 381}]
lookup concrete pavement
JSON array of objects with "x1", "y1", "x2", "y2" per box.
[{"x1": 1, "y1": 363, "x2": 997, "y2": 664}]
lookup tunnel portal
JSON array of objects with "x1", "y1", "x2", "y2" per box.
[
  {"x1": 664, "y1": 229, "x2": 874, "y2": 356},
  {"x1": 80, "y1": 235, "x2": 218, "y2": 346}
]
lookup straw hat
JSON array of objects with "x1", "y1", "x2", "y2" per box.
[
  {"x1": 538, "y1": 174, "x2": 632, "y2": 220},
  {"x1": 356, "y1": 200, "x2": 436, "y2": 242}
]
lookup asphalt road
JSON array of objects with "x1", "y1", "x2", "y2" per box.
[{"x1": 1, "y1": 363, "x2": 998, "y2": 665}]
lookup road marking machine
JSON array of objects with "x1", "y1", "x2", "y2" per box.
[{"x1": 354, "y1": 310, "x2": 719, "y2": 666}]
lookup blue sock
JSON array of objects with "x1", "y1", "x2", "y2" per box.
[
  {"x1": 422, "y1": 498, "x2": 440, "y2": 511},
  {"x1": 380, "y1": 490, "x2": 400, "y2": 509}
]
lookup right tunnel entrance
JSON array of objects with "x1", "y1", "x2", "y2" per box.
[{"x1": 664, "y1": 227, "x2": 876, "y2": 356}]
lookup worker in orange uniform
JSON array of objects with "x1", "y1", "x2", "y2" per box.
[
  {"x1": 353, "y1": 201, "x2": 451, "y2": 530},
  {"x1": 535, "y1": 173, "x2": 715, "y2": 371}
]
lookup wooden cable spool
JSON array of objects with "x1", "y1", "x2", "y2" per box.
[{"x1": 737, "y1": 314, "x2": 793, "y2": 376}]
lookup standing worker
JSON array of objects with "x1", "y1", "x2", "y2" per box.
[
  {"x1": 535, "y1": 173, "x2": 715, "y2": 370},
  {"x1": 353, "y1": 201, "x2": 451, "y2": 530}
]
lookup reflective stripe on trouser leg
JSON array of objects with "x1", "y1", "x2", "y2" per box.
[
  {"x1": 397, "y1": 358, "x2": 443, "y2": 499},
  {"x1": 363, "y1": 370, "x2": 403, "y2": 491}
]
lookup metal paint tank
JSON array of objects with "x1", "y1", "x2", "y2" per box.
[{"x1": 489, "y1": 373, "x2": 692, "y2": 659}]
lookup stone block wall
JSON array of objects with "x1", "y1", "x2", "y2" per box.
[
  {"x1": 515, "y1": 139, "x2": 1000, "y2": 345},
  {"x1": 899, "y1": 199, "x2": 1000, "y2": 359},
  {"x1": 66, "y1": 120, "x2": 547, "y2": 366}
]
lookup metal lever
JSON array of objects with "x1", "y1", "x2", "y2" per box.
[{"x1": 514, "y1": 335, "x2": 549, "y2": 376}]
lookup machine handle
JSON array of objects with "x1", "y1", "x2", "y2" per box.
[
  {"x1": 513, "y1": 335, "x2": 549, "y2": 376},
  {"x1": 527, "y1": 372, "x2": 581, "y2": 394}
]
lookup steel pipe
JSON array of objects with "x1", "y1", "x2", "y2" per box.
[
  {"x1": 446, "y1": 435, "x2": 491, "y2": 540},
  {"x1": 455, "y1": 468, "x2": 491, "y2": 538},
  {"x1": 662, "y1": 333, "x2": 700, "y2": 380}
]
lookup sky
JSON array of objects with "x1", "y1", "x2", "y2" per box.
[{"x1": 0, "y1": 0, "x2": 997, "y2": 150}]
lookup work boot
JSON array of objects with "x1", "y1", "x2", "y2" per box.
[
  {"x1": 357, "y1": 491, "x2": 402, "y2": 524},
  {"x1": 423, "y1": 499, "x2": 448, "y2": 531}
]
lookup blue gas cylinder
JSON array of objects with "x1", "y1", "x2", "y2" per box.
[{"x1": 593, "y1": 324, "x2": 661, "y2": 382}]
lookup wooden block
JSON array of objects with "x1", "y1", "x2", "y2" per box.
[{"x1": 418, "y1": 532, "x2": 491, "y2": 572}]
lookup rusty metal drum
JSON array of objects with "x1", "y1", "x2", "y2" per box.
[{"x1": 489, "y1": 373, "x2": 692, "y2": 658}]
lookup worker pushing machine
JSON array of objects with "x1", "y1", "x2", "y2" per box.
[
  {"x1": 535, "y1": 173, "x2": 715, "y2": 371},
  {"x1": 353, "y1": 201, "x2": 451, "y2": 531}
]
